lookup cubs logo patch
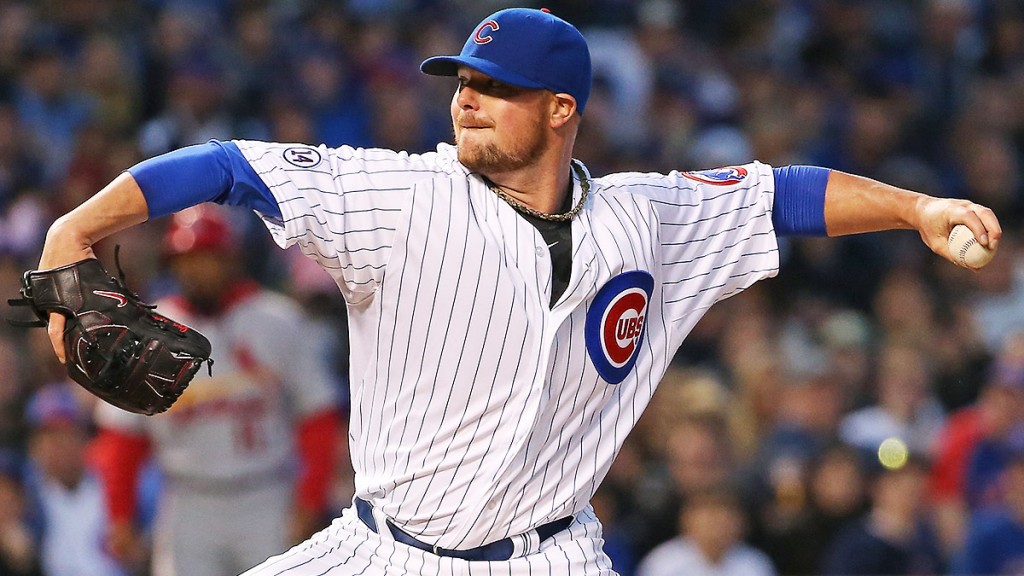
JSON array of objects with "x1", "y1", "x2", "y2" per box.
[
  {"x1": 585, "y1": 271, "x2": 654, "y2": 384},
  {"x1": 283, "y1": 146, "x2": 322, "y2": 168},
  {"x1": 473, "y1": 20, "x2": 499, "y2": 44},
  {"x1": 682, "y1": 166, "x2": 748, "y2": 186}
]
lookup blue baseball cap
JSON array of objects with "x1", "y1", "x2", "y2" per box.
[
  {"x1": 421, "y1": 8, "x2": 592, "y2": 113},
  {"x1": 26, "y1": 383, "x2": 86, "y2": 428}
]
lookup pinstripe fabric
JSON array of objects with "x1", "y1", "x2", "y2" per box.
[
  {"x1": 241, "y1": 506, "x2": 615, "y2": 576},
  {"x1": 235, "y1": 140, "x2": 779, "y2": 574}
]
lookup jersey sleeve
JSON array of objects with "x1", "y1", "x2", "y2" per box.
[
  {"x1": 232, "y1": 141, "x2": 462, "y2": 303},
  {"x1": 614, "y1": 161, "x2": 780, "y2": 325}
]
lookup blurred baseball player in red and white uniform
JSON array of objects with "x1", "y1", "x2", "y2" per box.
[{"x1": 90, "y1": 205, "x2": 342, "y2": 576}]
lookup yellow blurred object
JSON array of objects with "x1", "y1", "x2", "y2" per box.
[{"x1": 878, "y1": 437, "x2": 909, "y2": 470}]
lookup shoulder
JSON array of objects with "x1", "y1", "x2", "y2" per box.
[
  {"x1": 727, "y1": 544, "x2": 777, "y2": 576},
  {"x1": 234, "y1": 288, "x2": 305, "y2": 321},
  {"x1": 232, "y1": 139, "x2": 467, "y2": 176},
  {"x1": 595, "y1": 170, "x2": 693, "y2": 196},
  {"x1": 586, "y1": 172, "x2": 694, "y2": 220},
  {"x1": 840, "y1": 406, "x2": 891, "y2": 433},
  {"x1": 637, "y1": 538, "x2": 698, "y2": 571},
  {"x1": 593, "y1": 161, "x2": 772, "y2": 203}
]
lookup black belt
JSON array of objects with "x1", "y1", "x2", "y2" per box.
[{"x1": 354, "y1": 497, "x2": 573, "y2": 561}]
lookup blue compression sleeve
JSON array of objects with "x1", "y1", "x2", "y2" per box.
[
  {"x1": 772, "y1": 165, "x2": 829, "y2": 236},
  {"x1": 128, "y1": 140, "x2": 281, "y2": 219}
]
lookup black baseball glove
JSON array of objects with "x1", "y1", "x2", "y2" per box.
[{"x1": 8, "y1": 254, "x2": 212, "y2": 415}]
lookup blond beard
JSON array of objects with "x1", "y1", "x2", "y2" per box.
[{"x1": 454, "y1": 113, "x2": 548, "y2": 174}]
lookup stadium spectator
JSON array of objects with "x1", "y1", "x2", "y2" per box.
[
  {"x1": 0, "y1": 449, "x2": 40, "y2": 576},
  {"x1": 839, "y1": 339, "x2": 946, "y2": 458},
  {"x1": 822, "y1": 454, "x2": 944, "y2": 575},
  {"x1": 929, "y1": 331, "x2": 1024, "y2": 557},
  {"x1": 23, "y1": 383, "x2": 129, "y2": 576},
  {"x1": 636, "y1": 484, "x2": 776, "y2": 576},
  {"x1": 761, "y1": 441, "x2": 869, "y2": 574},
  {"x1": 956, "y1": 428, "x2": 1024, "y2": 575},
  {"x1": 89, "y1": 205, "x2": 342, "y2": 576}
]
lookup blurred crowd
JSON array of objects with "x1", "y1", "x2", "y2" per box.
[{"x1": 0, "y1": 0, "x2": 1023, "y2": 575}]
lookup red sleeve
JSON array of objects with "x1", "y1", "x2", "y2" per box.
[
  {"x1": 295, "y1": 408, "x2": 341, "y2": 513},
  {"x1": 89, "y1": 428, "x2": 151, "y2": 523},
  {"x1": 928, "y1": 408, "x2": 982, "y2": 501}
]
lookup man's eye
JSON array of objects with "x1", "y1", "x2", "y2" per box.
[{"x1": 487, "y1": 81, "x2": 519, "y2": 96}]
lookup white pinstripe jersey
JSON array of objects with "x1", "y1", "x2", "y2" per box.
[{"x1": 235, "y1": 140, "x2": 780, "y2": 550}]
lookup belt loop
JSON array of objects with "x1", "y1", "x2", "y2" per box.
[
  {"x1": 525, "y1": 529, "x2": 540, "y2": 554},
  {"x1": 355, "y1": 497, "x2": 378, "y2": 533},
  {"x1": 371, "y1": 504, "x2": 391, "y2": 540},
  {"x1": 511, "y1": 532, "x2": 533, "y2": 558}
]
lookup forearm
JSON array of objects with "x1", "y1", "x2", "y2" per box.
[
  {"x1": 823, "y1": 170, "x2": 926, "y2": 237},
  {"x1": 40, "y1": 171, "x2": 149, "y2": 269},
  {"x1": 40, "y1": 140, "x2": 278, "y2": 271},
  {"x1": 820, "y1": 168, "x2": 1001, "y2": 266}
]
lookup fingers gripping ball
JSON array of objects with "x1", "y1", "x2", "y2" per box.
[
  {"x1": 8, "y1": 257, "x2": 212, "y2": 415},
  {"x1": 948, "y1": 224, "x2": 995, "y2": 270}
]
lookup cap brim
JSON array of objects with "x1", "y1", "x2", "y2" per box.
[{"x1": 420, "y1": 55, "x2": 546, "y2": 90}]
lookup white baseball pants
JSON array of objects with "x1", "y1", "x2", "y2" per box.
[{"x1": 239, "y1": 504, "x2": 617, "y2": 575}]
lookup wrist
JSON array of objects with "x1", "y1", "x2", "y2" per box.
[
  {"x1": 907, "y1": 193, "x2": 934, "y2": 232},
  {"x1": 40, "y1": 217, "x2": 96, "y2": 269}
]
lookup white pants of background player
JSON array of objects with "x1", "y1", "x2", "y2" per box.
[
  {"x1": 240, "y1": 504, "x2": 617, "y2": 575},
  {"x1": 153, "y1": 479, "x2": 291, "y2": 576}
]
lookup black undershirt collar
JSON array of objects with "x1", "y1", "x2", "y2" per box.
[{"x1": 519, "y1": 189, "x2": 574, "y2": 309}]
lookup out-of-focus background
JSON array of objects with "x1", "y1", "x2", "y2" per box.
[{"x1": 0, "y1": 0, "x2": 1022, "y2": 575}]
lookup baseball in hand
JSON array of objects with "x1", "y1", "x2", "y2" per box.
[{"x1": 948, "y1": 224, "x2": 995, "y2": 269}]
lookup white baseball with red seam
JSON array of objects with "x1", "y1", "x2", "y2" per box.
[{"x1": 948, "y1": 224, "x2": 995, "y2": 269}]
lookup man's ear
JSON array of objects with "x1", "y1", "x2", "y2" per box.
[{"x1": 550, "y1": 93, "x2": 578, "y2": 128}]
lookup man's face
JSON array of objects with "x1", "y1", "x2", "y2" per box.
[
  {"x1": 170, "y1": 250, "x2": 234, "y2": 309},
  {"x1": 30, "y1": 423, "x2": 86, "y2": 487},
  {"x1": 450, "y1": 66, "x2": 552, "y2": 173},
  {"x1": 683, "y1": 499, "x2": 744, "y2": 562}
]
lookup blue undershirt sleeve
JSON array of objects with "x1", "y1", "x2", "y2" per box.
[
  {"x1": 128, "y1": 140, "x2": 282, "y2": 220},
  {"x1": 771, "y1": 165, "x2": 830, "y2": 236}
]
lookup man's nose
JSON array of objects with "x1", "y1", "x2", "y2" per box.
[{"x1": 457, "y1": 85, "x2": 479, "y2": 109}]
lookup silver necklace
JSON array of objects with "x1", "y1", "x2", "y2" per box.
[{"x1": 488, "y1": 160, "x2": 589, "y2": 222}]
